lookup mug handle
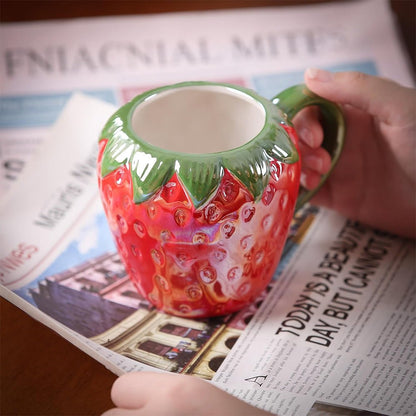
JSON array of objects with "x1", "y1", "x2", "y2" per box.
[{"x1": 272, "y1": 84, "x2": 345, "y2": 212}]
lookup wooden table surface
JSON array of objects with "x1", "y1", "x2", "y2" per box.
[{"x1": 0, "y1": 1, "x2": 414, "y2": 415}]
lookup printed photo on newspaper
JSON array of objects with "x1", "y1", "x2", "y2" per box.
[{"x1": 0, "y1": 1, "x2": 414, "y2": 415}]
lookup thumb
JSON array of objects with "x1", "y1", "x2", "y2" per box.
[{"x1": 304, "y1": 68, "x2": 414, "y2": 125}]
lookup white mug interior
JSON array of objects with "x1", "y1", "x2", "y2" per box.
[{"x1": 130, "y1": 85, "x2": 266, "y2": 154}]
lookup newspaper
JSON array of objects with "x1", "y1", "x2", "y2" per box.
[{"x1": 1, "y1": 1, "x2": 415, "y2": 415}]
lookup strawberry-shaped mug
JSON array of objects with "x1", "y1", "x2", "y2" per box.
[{"x1": 97, "y1": 82, "x2": 344, "y2": 318}]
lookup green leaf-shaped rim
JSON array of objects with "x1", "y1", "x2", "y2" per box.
[{"x1": 99, "y1": 81, "x2": 299, "y2": 207}]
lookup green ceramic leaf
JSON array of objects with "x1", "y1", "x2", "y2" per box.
[
  {"x1": 131, "y1": 155, "x2": 175, "y2": 203},
  {"x1": 177, "y1": 159, "x2": 224, "y2": 208},
  {"x1": 222, "y1": 146, "x2": 270, "y2": 201},
  {"x1": 267, "y1": 122, "x2": 299, "y2": 162}
]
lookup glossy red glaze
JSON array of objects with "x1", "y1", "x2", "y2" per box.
[{"x1": 97, "y1": 126, "x2": 301, "y2": 317}]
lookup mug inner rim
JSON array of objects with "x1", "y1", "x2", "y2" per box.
[{"x1": 129, "y1": 83, "x2": 267, "y2": 155}]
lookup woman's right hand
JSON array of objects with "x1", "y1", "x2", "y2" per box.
[{"x1": 295, "y1": 69, "x2": 416, "y2": 238}]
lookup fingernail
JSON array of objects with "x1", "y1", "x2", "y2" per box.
[
  {"x1": 299, "y1": 127, "x2": 315, "y2": 147},
  {"x1": 303, "y1": 155, "x2": 324, "y2": 173},
  {"x1": 300, "y1": 172, "x2": 314, "y2": 190},
  {"x1": 300, "y1": 172, "x2": 308, "y2": 188},
  {"x1": 306, "y1": 68, "x2": 333, "y2": 82}
]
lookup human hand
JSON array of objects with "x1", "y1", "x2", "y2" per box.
[
  {"x1": 295, "y1": 69, "x2": 416, "y2": 238},
  {"x1": 102, "y1": 372, "x2": 272, "y2": 416}
]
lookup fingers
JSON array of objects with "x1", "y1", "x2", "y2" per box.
[
  {"x1": 298, "y1": 142, "x2": 332, "y2": 190},
  {"x1": 105, "y1": 372, "x2": 274, "y2": 416},
  {"x1": 111, "y1": 372, "x2": 146, "y2": 409},
  {"x1": 110, "y1": 372, "x2": 178, "y2": 409},
  {"x1": 294, "y1": 107, "x2": 332, "y2": 190},
  {"x1": 304, "y1": 68, "x2": 415, "y2": 125},
  {"x1": 102, "y1": 408, "x2": 139, "y2": 416},
  {"x1": 298, "y1": 143, "x2": 332, "y2": 174},
  {"x1": 293, "y1": 106, "x2": 323, "y2": 148},
  {"x1": 300, "y1": 167, "x2": 322, "y2": 190}
]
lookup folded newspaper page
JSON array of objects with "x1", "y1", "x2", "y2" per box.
[{"x1": 1, "y1": 1, "x2": 414, "y2": 415}]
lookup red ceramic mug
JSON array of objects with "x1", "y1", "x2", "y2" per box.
[{"x1": 97, "y1": 82, "x2": 344, "y2": 318}]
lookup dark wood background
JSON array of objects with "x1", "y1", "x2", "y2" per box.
[{"x1": 1, "y1": 1, "x2": 414, "y2": 415}]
